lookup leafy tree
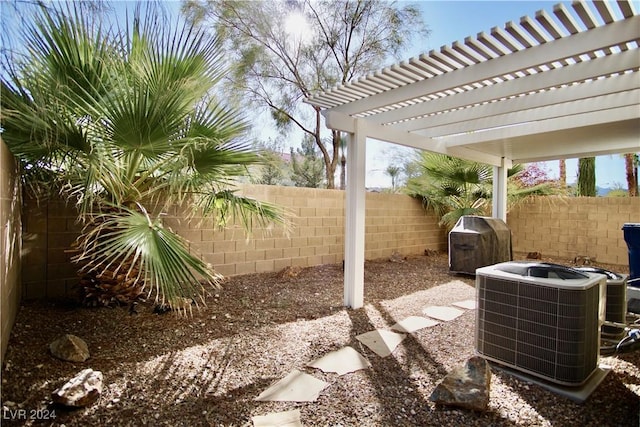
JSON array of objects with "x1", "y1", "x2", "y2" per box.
[
  {"x1": 182, "y1": 0, "x2": 427, "y2": 189},
  {"x1": 290, "y1": 136, "x2": 325, "y2": 188},
  {"x1": 406, "y1": 152, "x2": 555, "y2": 230},
  {"x1": 577, "y1": 157, "x2": 596, "y2": 196},
  {"x1": 1, "y1": 3, "x2": 283, "y2": 309},
  {"x1": 515, "y1": 163, "x2": 554, "y2": 186},
  {"x1": 387, "y1": 146, "x2": 421, "y2": 186},
  {"x1": 253, "y1": 139, "x2": 289, "y2": 186}
]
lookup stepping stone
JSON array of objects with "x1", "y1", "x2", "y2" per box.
[
  {"x1": 452, "y1": 299, "x2": 477, "y2": 310},
  {"x1": 255, "y1": 369, "x2": 329, "y2": 402},
  {"x1": 252, "y1": 409, "x2": 302, "y2": 427},
  {"x1": 307, "y1": 346, "x2": 371, "y2": 375},
  {"x1": 356, "y1": 329, "x2": 406, "y2": 357},
  {"x1": 391, "y1": 316, "x2": 439, "y2": 333},
  {"x1": 423, "y1": 306, "x2": 464, "y2": 322}
]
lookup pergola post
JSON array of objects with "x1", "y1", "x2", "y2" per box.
[
  {"x1": 343, "y1": 120, "x2": 366, "y2": 309},
  {"x1": 492, "y1": 158, "x2": 509, "y2": 221}
]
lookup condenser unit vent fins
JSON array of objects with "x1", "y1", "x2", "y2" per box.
[{"x1": 476, "y1": 262, "x2": 605, "y2": 386}]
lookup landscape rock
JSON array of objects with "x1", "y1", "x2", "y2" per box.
[
  {"x1": 389, "y1": 251, "x2": 406, "y2": 263},
  {"x1": 526, "y1": 252, "x2": 542, "y2": 259},
  {"x1": 52, "y1": 368, "x2": 103, "y2": 407},
  {"x1": 277, "y1": 265, "x2": 303, "y2": 279},
  {"x1": 49, "y1": 334, "x2": 90, "y2": 362},
  {"x1": 430, "y1": 356, "x2": 491, "y2": 411}
]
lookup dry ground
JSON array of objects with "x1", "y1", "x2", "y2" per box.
[{"x1": 2, "y1": 252, "x2": 639, "y2": 426}]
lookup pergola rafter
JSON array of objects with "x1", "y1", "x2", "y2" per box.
[{"x1": 304, "y1": 0, "x2": 640, "y2": 308}]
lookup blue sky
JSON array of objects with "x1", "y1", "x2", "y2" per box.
[{"x1": 366, "y1": 0, "x2": 637, "y2": 189}]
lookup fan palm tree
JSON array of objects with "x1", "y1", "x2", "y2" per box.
[
  {"x1": 385, "y1": 165, "x2": 401, "y2": 192},
  {"x1": 1, "y1": 4, "x2": 283, "y2": 310},
  {"x1": 406, "y1": 152, "x2": 555, "y2": 230}
]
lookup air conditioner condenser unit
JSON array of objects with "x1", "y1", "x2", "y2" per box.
[{"x1": 476, "y1": 262, "x2": 606, "y2": 386}]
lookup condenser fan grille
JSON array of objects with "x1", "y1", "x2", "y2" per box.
[{"x1": 476, "y1": 269, "x2": 603, "y2": 386}]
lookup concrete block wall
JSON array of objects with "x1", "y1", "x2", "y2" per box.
[
  {"x1": 21, "y1": 184, "x2": 446, "y2": 297},
  {"x1": 1, "y1": 140, "x2": 21, "y2": 364},
  {"x1": 21, "y1": 198, "x2": 80, "y2": 299},
  {"x1": 166, "y1": 184, "x2": 446, "y2": 277},
  {"x1": 507, "y1": 196, "x2": 640, "y2": 265},
  {"x1": 20, "y1": 187, "x2": 639, "y2": 300}
]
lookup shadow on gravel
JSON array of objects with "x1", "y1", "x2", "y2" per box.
[{"x1": 346, "y1": 307, "x2": 436, "y2": 426}]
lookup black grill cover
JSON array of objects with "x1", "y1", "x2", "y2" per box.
[{"x1": 449, "y1": 216, "x2": 512, "y2": 274}]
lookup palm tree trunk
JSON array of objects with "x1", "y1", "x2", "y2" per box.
[
  {"x1": 625, "y1": 153, "x2": 638, "y2": 197},
  {"x1": 75, "y1": 212, "x2": 145, "y2": 306},
  {"x1": 559, "y1": 159, "x2": 566, "y2": 187}
]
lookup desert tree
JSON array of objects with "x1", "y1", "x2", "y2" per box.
[
  {"x1": 253, "y1": 138, "x2": 290, "y2": 186},
  {"x1": 182, "y1": 0, "x2": 427, "y2": 189},
  {"x1": 290, "y1": 135, "x2": 325, "y2": 188}
]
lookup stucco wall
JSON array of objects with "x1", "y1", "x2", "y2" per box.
[
  {"x1": 1, "y1": 140, "x2": 21, "y2": 364},
  {"x1": 21, "y1": 185, "x2": 446, "y2": 298},
  {"x1": 507, "y1": 196, "x2": 639, "y2": 266}
]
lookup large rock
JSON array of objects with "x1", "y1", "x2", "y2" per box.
[
  {"x1": 52, "y1": 369, "x2": 103, "y2": 407},
  {"x1": 49, "y1": 334, "x2": 90, "y2": 362},
  {"x1": 430, "y1": 356, "x2": 491, "y2": 411}
]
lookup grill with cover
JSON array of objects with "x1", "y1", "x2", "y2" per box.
[{"x1": 449, "y1": 216, "x2": 512, "y2": 275}]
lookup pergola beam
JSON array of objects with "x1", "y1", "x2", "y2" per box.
[
  {"x1": 369, "y1": 48, "x2": 639, "y2": 127},
  {"x1": 502, "y1": 120, "x2": 640, "y2": 163},
  {"x1": 442, "y1": 105, "x2": 639, "y2": 148},
  {"x1": 419, "y1": 89, "x2": 640, "y2": 139},
  {"x1": 327, "y1": 16, "x2": 639, "y2": 116},
  {"x1": 323, "y1": 110, "x2": 507, "y2": 167},
  {"x1": 395, "y1": 71, "x2": 639, "y2": 133}
]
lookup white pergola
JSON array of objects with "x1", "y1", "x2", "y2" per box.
[{"x1": 305, "y1": 0, "x2": 640, "y2": 308}]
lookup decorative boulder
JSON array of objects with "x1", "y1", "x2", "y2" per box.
[
  {"x1": 49, "y1": 334, "x2": 90, "y2": 362},
  {"x1": 430, "y1": 356, "x2": 491, "y2": 411},
  {"x1": 52, "y1": 368, "x2": 103, "y2": 407}
]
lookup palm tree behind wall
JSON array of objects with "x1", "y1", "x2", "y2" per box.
[
  {"x1": 406, "y1": 152, "x2": 556, "y2": 230},
  {"x1": 624, "y1": 153, "x2": 639, "y2": 197},
  {"x1": 385, "y1": 165, "x2": 401, "y2": 192}
]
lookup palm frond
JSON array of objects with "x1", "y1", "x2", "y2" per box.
[
  {"x1": 195, "y1": 189, "x2": 288, "y2": 234},
  {"x1": 407, "y1": 152, "x2": 557, "y2": 230},
  {"x1": 72, "y1": 205, "x2": 221, "y2": 312}
]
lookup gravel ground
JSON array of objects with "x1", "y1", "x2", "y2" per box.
[{"x1": 1, "y1": 252, "x2": 639, "y2": 426}]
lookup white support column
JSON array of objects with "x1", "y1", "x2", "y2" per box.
[
  {"x1": 344, "y1": 120, "x2": 366, "y2": 309},
  {"x1": 492, "y1": 158, "x2": 509, "y2": 221}
]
